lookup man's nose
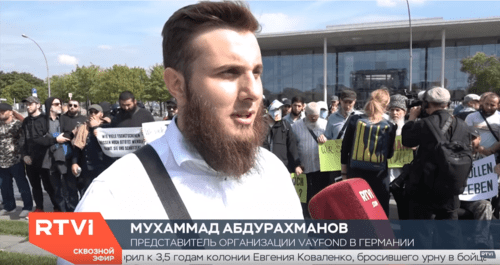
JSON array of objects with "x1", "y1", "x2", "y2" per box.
[{"x1": 238, "y1": 71, "x2": 262, "y2": 103}]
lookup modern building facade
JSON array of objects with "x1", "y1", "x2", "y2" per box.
[{"x1": 257, "y1": 17, "x2": 500, "y2": 106}]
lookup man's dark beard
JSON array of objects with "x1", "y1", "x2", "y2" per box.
[
  {"x1": 481, "y1": 108, "x2": 496, "y2": 117},
  {"x1": 122, "y1": 105, "x2": 137, "y2": 118},
  {"x1": 68, "y1": 109, "x2": 78, "y2": 117},
  {"x1": 182, "y1": 89, "x2": 267, "y2": 178}
]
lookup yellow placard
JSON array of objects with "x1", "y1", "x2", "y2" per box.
[
  {"x1": 318, "y1": 139, "x2": 342, "y2": 172},
  {"x1": 291, "y1": 173, "x2": 307, "y2": 203},
  {"x1": 387, "y1": 135, "x2": 414, "y2": 168}
]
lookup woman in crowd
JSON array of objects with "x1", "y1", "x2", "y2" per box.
[{"x1": 340, "y1": 89, "x2": 397, "y2": 216}]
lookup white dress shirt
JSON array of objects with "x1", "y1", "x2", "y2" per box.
[
  {"x1": 75, "y1": 117, "x2": 304, "y2": 220},
  {"x1": 465, "y1": 111, "x2": 500, "y2": 149}
]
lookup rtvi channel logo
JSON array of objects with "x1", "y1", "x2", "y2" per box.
[{"x1": 480, "y1": 251, "x2": 496, "y2": 259}]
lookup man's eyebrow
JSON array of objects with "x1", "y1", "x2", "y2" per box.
[{"x1": 213, "y1": 64, "x2": 245, "y2": 72}]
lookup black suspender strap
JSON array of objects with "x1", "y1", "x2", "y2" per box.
[
  {"x1": 336, "y1": 112, "x2": 354, "y2": 139},
  {"x1": 304, "y1": 118, "x2": 318, "y2": 143},
  {"x1": 479, "y1": 111, "x2": 500, "y2": 142},
  {"x1": 134, "y1": 144, "x2": 191, "y2": 220},
  {"x1": 424, "y1": 116, "x2": 454, "y2": 142}
]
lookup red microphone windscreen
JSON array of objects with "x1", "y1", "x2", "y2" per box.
[{"x1": 309, "y1": 178, "x2": 388, "y2": 220}]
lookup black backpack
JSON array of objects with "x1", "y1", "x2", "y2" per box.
[{"x1": 423, "y1": 116, "x2": 473, "y2": 195}]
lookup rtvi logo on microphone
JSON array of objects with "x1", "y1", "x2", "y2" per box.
[{"x1": 359, "y1": 189, "x2": 375, "y2": 201}]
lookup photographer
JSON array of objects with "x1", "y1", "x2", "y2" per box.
[{"x1": 402, "y1": 87, "x2": 472, "y2": 248}]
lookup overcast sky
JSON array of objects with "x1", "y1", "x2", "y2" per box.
[{"x1": 2, "y1": 0, "x2": 500, "y2": 80}]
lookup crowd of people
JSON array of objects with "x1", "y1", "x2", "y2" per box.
[
  {"x1": 0, "y1": 91, "x2": 154, "y2": 218},
  {"x1": 262, "y1": 86, "x2": 500, "y2": 248}
]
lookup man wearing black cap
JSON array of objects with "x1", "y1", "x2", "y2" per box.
[
  {"x1": 21, "y1": 96, "x2": 59, "y2": 213},
  {"x1": 0, "y1": 103, "x2": 33, "y2": 218},
  {"x1": 325, "y1": 89, "x2": 362, "y2": 140},
  {"x1": 281, "y1": 99, "x2": 292, "y2": 116}
]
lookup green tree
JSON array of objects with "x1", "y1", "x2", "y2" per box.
[
  {"x1": 143, "y1": 64, "x2": 171, "y2": 116},
  {"x1": 0, "y1": 71, "x2": 45, "y2": 99},
  {"x1": 72, "y1": 65, "x2": 101, "y2": 104},
  {"x1": 461, "y1": 52, "x2": 500, "y2": 94},
  {"x1": 50, "y1": 74, "x2": 79, "y2": 101},
  {"x1": 91, "y1": 65, "x2": 148, "y2": 103},
  {"x1": 143, "y1": 64, "x2": 171, "y2": 101},
  {"x1": 0, "y1": 79, "x2": 32, "y2": 105}
]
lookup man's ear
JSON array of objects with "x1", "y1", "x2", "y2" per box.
[{"x1": 164, "y1": 67, "x2": 186, "y2": 106}]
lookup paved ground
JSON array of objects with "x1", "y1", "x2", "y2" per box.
[{"x1": 0, "y1": 181, "x2": 57, "y2": 257}]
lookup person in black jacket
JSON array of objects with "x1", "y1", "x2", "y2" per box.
[
  {"x1": 61, "y1": 99, "x2": 86, "y2": 133},
  {"x1": 21, "y1": 96, "x2": 59, "y2": 212},
  {"x1": 402, "y1": 86, "x2": 472, "y2": 249},
  {"x1": 110, "y1": 91, "x2": 154, "y2": 128},
  {"x1": 34, "y1": 97, "x2": 77, "y2": 212},
  {"x1": 262, "y1": 100, "x2": 301, "y2": 174}
]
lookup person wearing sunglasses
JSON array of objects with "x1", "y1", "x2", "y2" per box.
[
  {"x1": 32, "y1": 97, "x2": 76, "y2": 212},
  {"x1": 61, "y1": 100, "x2": 87, "y2": 139}
]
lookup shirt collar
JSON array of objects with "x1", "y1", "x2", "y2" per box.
[{"x1": 164, "y1": 116, "x2": 216, "y2": 174}]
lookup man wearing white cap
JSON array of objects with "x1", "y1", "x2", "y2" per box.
[
  {"x1": 402, "y1": 86, "x2": 472, "y2": 248},
  {"x1": 291, "y1": 102, "x2": 328, "y2": 218},
  {"x1": 262, "y1": 100, "x2": 301, "y2": 174},
  {"x1": 455, "y1": 94, "x2": 480, "y2": 120}
]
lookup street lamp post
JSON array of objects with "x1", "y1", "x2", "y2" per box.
[
  {"x1": 22, "y1": 34, "x2": 51, "y2": 97},
  {"x1": 405, "y1": 0, "x2": 413, "y2": 92}
]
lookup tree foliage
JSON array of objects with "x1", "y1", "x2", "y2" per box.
[
  {"x1": 461, "y1": 52, "x2": 500, "y2": 94},
  {"x1": 143, "y1": 64, "x2": 171, "y2": 102},
  {"x1": 0, "y1": 71, "x2": 47, "y2": 105},
  {"x1": 1, "y1": 63, "x2": 172, "y2": 106}
]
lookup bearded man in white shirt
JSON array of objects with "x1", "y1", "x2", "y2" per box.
[
  {"x1": 74, "y1": 1, "x2": 303, "y2": 220},
  {"x1": 465, "y1": 92, "x2": 500, "y2": 150}
]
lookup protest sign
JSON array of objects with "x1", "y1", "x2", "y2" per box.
[
  {"x1": 387, "y1": 136, "x2": 413, "y2": 168},
  {"x1": 142, "y1": 120, "x2": 170, "y2": 143},
  {"x1": 460, "y1": 155, "x2": 498, "y2": 201},
  {"x1": 319, "y1": 139, "x2": 342, "y2": 172},
  {"x1": 291, "y1": 173, "x2": 307, "y2": 203},
  {"x1": 95, "y1": 127, "x2": 144, "y2": 158}
]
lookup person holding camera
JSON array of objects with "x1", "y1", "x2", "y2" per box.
[{"x1": 402, "y1": 87, "x2": 472, "y2": 248}]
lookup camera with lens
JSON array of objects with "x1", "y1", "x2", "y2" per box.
[{"x1": 404, "y1": 90, "x2": 428, "y2": 119}]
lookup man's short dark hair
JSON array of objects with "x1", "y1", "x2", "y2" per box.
[
  {"x1": 161, "y1": 1, "x2": 260, "y2": 83},
  {"x1": 119, "y1": 91, "x2": 135, "y2": 101},
  {"x1": 291, "y1": 96, "x2": 304, "y2": 105}
]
